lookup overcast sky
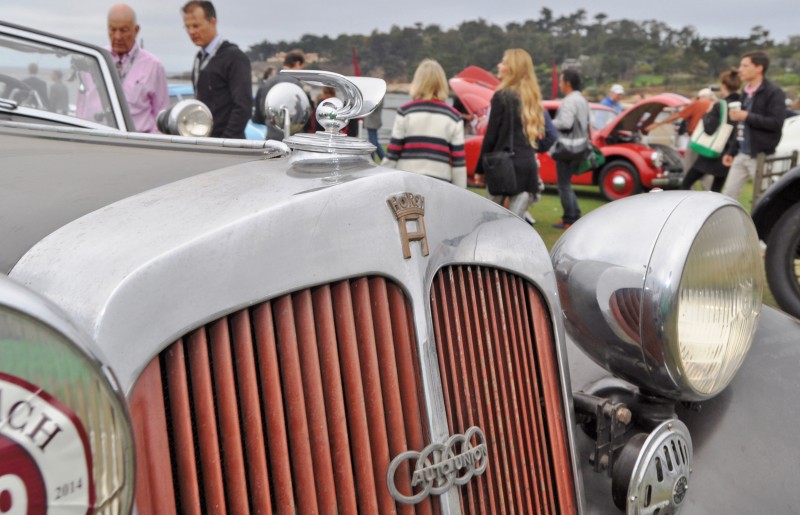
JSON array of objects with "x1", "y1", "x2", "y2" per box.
[{"x1": 4, "y1": 1, "x2": 798, "y2": 74}]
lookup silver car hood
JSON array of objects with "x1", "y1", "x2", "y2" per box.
[{"x1": 0, "y1": 124, "x2": 274, "y2": 272}]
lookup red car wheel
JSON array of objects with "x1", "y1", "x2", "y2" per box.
[{"x1": 599, "y1": 160, "x2": 641, "y2": 201}]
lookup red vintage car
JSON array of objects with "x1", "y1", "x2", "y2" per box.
[{"x1": 452, "y1": 69, "x2": 688, "y2": 200}]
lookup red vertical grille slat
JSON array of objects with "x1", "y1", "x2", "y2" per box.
[
  {"x1": 351, "y1": 278, "x2": 396, "y2": 515},
  {"x1": 230, "y1": 310, "x2": 273, "y2": 514},
  {"x1": 331, "y1": 281, "x2": 381, "y2": 514},
  {"x1": 132, "y1": 277, "x2": 431, "y2": 514},
  {"x1": 311, "y1": 285, "x2": 359, "y2": 514},
  {"x1": 432, "y1": 265, "x2": 577, "y2": 515},
  {"x1": 131, "y1": 359, "x2": 178, "y2": 514},
  {"x1": 272, "y1": 295, "x2": 319, "y2": 514},
  {"x1": 452, "y1": 267, "x2": 495, "y2": 514},
  {"x1": 164, "y1": 340, "x2": 202, "y2": 515},
  {"x1": 529, "y1": 285, "x2": 578, "y2": 514},
  {"x1": 387, "y1": 282, "x2": 435, "y2": 515},
  {"x1": 293, "y1": 290, "x2": 338, "y2": 511},
  {"x1": 252, "y1": 302, "x2": 295, "y2": 513},
  {"x1": 186, "y1": 328, "x2": 228, "y2": 514},
  {"x1": 208, "y1": 318, "x2": 250, "y2": 515},
  {"x1": 370, "y1": 277, "x2": 415, "y2": 515},
  {"x1": 511, "y1": 278, "x2": 556, "y2": 513}
]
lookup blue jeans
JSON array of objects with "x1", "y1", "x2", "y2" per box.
[
  {"x1": 368, "y1": 129, "x2": 385, "y2": 161},
  {"x1": 556, "y1": 160, "x2": 581, "y2": 224}
]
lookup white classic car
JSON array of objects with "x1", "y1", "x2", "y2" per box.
[{"x1": 2, "y1": 21, "x2": 800, "y2": 515}]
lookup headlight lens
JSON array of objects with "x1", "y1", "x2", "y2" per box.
[
  {"x1": 552, "y1": 191, "x2": 763, "y2": 400},
  {"x1": 0, "y1": 288, "x2": 134, "y2": 514},
  {"x1": 650, "y1": 151, "x2": 663, "y2": 169},
  {"x1": 675, "y1": 207, "x2": 762, "y2": 395},
  {"x1": 157, "y1": 99, "x2": 212, "y2": 137}
]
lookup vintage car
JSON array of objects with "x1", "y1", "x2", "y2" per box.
[
  {"x1": 748, "y1": 116, "x2": 800, "y2": 320},
  {"x1": 775, "y1": 114, "x2": 800, "y2": 157},
  {"x1": 451, "y1": 69, "x2": 686, "y2": 200},
  {"x1": 3, "y1": 21, "x2": 800, "y2": 515},
  {"x1": 751, "y1": 164, "x2": 800, "y2": 320}
]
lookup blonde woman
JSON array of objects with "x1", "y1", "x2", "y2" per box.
[
  {"x1": 475, "y1": 49, "x2": 550, "y2": 219},
  {"x1": 382, "y1": 59, "x2": 466, "y2": 187}
]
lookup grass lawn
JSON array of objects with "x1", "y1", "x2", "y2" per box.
[{"x1": 468, "y1": 181, "x2": 779, "y2": 310}]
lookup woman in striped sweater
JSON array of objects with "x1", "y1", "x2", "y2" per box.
[{"x1": 382, "y1": 59, "x2": 467, "y2": 187}]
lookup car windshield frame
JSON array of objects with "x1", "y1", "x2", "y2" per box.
[{"x1": 0, "y1": 22, "x2": 133, "y2": 131}]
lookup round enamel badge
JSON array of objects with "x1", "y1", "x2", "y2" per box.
[{"x1": 0, "y1": 372, "x2": 94, "y2": 514}]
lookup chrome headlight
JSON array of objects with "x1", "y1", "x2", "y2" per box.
[
  {"x1": 0, "y1": 276, "x2": 134, "y2": 514},
  {"x1": 552, "y1": 191, "x2": 763, "y2": 400},
  {"x1": 650, "y1": 151, "x2": 663, "y2": 169},
  {"x1": 156, "y1": 99, "x2": 213, "y2": 137}
]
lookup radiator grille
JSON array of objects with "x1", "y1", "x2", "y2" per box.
[
  {"x1": 131, "y1": 277, "x2": 436, "y2": 515},
  {"x1": 430, "y1": 266, "x2": 577, "y2": 514}
]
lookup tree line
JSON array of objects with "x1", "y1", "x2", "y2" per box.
[{"x1": 245, "y1": 9, "x2": 800, "y2": 98}]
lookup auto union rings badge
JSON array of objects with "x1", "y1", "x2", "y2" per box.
[{"x1": 387, "y1": 426, "x2": 488, "y2": 505}]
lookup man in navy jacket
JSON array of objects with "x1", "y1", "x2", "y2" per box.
[{"x1": 722, "y1": 50, "x2": 785, "y2": 199}]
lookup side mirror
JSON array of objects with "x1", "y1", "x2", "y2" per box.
[{"x1": 265, "y1": 82, "x2": 312, "y2": 137}]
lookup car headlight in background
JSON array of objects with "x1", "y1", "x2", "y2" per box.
[
  {"x1": 552, "y1": 191, "x2": 763, "y2": 401},
  {"x1": 0, "y1": 276, "x2": 134, "y2": 514},
  {"x1": 650, "y1": 151, "x2": 664, "y2": 169},
  {"x1": 157, "y1": 99, "x2": 213, "y2": 137}
]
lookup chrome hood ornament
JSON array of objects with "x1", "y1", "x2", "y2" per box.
[{"x1": 277, "y1": 70, "x2": 386, "y2": 156}]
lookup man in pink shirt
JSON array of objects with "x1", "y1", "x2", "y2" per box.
[{"x1": 106, "y1": 3, "x2": 168, "y2": 133}]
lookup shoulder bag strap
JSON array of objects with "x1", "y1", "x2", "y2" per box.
[{"x1": 506, "y1": 93, "x2": 515, "y2": 156}]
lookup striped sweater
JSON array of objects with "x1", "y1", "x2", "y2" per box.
[{"x1": 382, "y1": 100, "x2": 467, "y2": 187}]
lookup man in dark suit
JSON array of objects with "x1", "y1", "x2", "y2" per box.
[
  {"x1": 182, "y1": 1, "x2": 252, "y2": 139},
  {"x1": 22, "y1": 63, "x2": 49, "y2": 108}
]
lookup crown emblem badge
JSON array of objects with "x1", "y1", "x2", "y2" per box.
[{"x1": 387, "y1": 193, "x2": 429, "y2": 259}]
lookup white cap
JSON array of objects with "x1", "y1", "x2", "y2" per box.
[
  {"x1": 610, "y1": 84, "x2": 625, "y2": 95},
  {"x1": 697, "y1": 88, "x2": 714, "y2": 99}
]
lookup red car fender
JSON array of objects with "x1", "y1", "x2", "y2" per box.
[
  {"x1": 594, "y1": 139, "x2": 660, "y2": 188},
  {"x1": 465, "y1": 135, "x2": 483, "y2": 180}
]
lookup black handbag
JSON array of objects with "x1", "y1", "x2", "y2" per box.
[
  {"x1": 481, "y1": 99, "x2": 517, "y2": 195},
  {"x1": 482, "y1": 150, "x2": 516, "y2": 195}
]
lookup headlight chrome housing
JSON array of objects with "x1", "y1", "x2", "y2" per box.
[
  {"x1": 157, "y1": 99, "x2": 213, "y2": 137},
  {"x1": 650, "y1": 151, "x2": 663, "y2": 169},
  {"x1": 552, "y1": 191, "x2": 763, "y2": 400},
  {"x1": 0, "y1": 276, "x2": 134, "y2": 514}
]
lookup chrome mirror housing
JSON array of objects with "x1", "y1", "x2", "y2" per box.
[{"x1": 264, "y1": 82, "x2": 312, "y2": 137}]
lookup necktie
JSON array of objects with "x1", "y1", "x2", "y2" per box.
[{"x1": 193, "y1": 50, "x2": 205, "y2": 89}]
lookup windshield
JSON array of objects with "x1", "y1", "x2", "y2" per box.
[
  {"x1": 591, "y1": 108, "x2": 616, "y2": 131},
  {"x1": 0, "y1": 32, "x2": 116, "y2": 128}
]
